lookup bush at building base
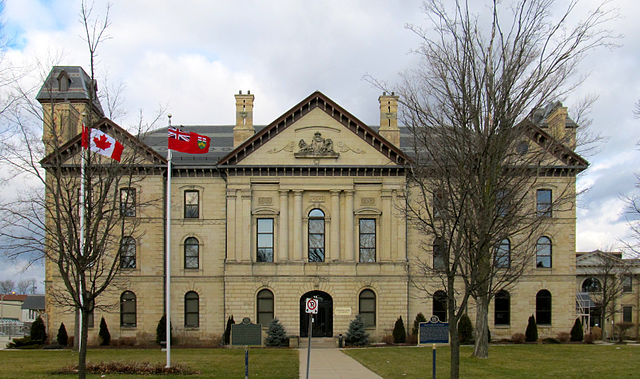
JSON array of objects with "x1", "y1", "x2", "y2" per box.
[
  {"x1": 57, "y1": 323, "x2": 68, "y2": 346},
  {"x1": 458, "y1": 314, "x2": 473, "y2": 344},
  {"x1": 156, "y1": 315, "x2": 173, "y2": 345},
  {"x1": 346, "y1": 315, "x2": 369, "y2": 346},
  {"x1": 412, "y1": 313, "x2": 427, "y2": 338},
  {"x1": 99, "y1": 317, "x2": 111, "y2": 346},
  {"x1": 265, "y1": 318, "x2": 288, "y2": 347},
  {"x1": 223, "y1": 315, "x2": 235, "y2": 345},
  {"x1": 30, "y1": 316, "x2": 47, "y2": 344},
  {"x1": 570, "y1": 318, "x2": 583, "y2": 342},
  {"x1": 393, "y1": 316, "x2": 407, "y2": 343},
  {"x1": 525, "y1": 315, "x2": 538, "y2": 342}
]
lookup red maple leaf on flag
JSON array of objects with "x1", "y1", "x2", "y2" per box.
[{"x1": 93, "y1": 134, "x2": 112, "y2": 150}]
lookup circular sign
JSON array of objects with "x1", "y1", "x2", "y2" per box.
[
  {"x1": 305, "y1": 298, "x2": 318, "y2": 314},
  {"x1": 430, "y1": 315, "x2": 440, "y2": 323}
]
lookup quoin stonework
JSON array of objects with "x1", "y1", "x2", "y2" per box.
[{"x1": 40, "y1": 65, "x2": 637, "y2": 346}]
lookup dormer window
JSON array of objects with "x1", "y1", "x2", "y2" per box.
[{"x1": 57, "y1": 70, "x2": 71, "y2": 91}]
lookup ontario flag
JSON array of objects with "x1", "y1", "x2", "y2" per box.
[
  {"x1": 168, "y1": 127, "x2": 211, "y2": 154},
  {"x1": 82, "y1": 125, "x2": 124, "y2": 162}
]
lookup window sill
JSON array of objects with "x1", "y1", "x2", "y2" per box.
[
  {"x1": 184, "y1": 327, "x2": 199, "y2": 331},
  {"x1": 494, "y1": 325, "x2": 510, "y2": 329},
  {"x1": 120, "y1": 325, "x2": 137, "y2": 329}
]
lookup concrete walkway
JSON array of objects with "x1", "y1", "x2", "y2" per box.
[{"x1": 299, "y1": 347, "x2": 382, "y2": 379}]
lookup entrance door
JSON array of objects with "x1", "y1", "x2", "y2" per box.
[{"x1": 300, "y1": 291, "x2": 333, "y2": 337}]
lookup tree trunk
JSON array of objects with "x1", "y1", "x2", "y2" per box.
[
  {"x1": 78, "y1": 308, "x2": 89, "y2": 379},
  {"x1": 473, "y1": 294, "x2": 489, "y2": 358},
  {"x1": 74, "y1": 307, "x2": 80, "y2": 351},
  {"x1": 448, "y1": 278, "x2": 459, "y2": 379}
]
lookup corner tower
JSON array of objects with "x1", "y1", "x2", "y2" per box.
[{"x1": 36, "y1": 66, "x2": 104, "y2": 154}]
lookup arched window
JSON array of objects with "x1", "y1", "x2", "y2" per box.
[
  {"x1": 433, "y1": 290, "x2": 447, "y2": 322},
  {"x1": 359, "y1": 289, "x2": 376, "y2": 327},
  {"x1": 433, "y1": 238, "x2": 446, "y2": 271},
  {"x1": 257, "y1": 289, "x2": 274, "y2": 326},
  {"x1": 495, "y1": 239, "x2": 510, "y2": 268},
  {"x1": 184, "y1": 237, "x2": 199, "y2": 269},
  {"x1": 536, "y1": 289, "x2": 552, "y2": 325},
  {"x1": 494, "y1": 290, "x2": 510, "y2": 325},
  {"x1": 120, "y1": 291, "x2": 136, "y2": 327},
  {"x1": 536, "y1": 237, "x2": 552, "y2": 268},
  {"x1": 582, "y1": 277, "x2": 602, "y2": 293},
  {"x1": 308, "y1": 209, "x2": 325, "y2": 262},
  {"x1": 184, "y1": 291, "x2": 199, "y2": 328},
  {"x1": 120, "y1": 237, "x2": 136, "y2": 269}
]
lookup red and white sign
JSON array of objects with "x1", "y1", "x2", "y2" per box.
[{"x1": 305, "y1": 298, "x2": 318, "y2": 314}]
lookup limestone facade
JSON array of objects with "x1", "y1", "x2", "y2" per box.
[{"x1": 41, "y1": 66, "x2": 588, "y2": 345}]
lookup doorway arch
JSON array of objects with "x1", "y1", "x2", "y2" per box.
[{"x1": 300, "y1": 291, "x2": 333, "y2": 337}]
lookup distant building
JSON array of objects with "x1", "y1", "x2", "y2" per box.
[
  {"x1": 0, "y1": 294, "x2": 27, "y2": 323},
  {"x1": 41, "y1": 66, "x2": 586, "y2": 345},
  {"x1": 576, "y1": 250, "x2": 640, "y2": 339},
  {"x1": 21, "y1": 295, "x2": 45, "y2": 323}
]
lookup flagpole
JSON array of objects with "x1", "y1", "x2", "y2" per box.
[
  {"x1": 78, "y1": 119, "x2": 87, "y2": 352},
  {"x1": 165, "y1": 115, "x2": 172, "y2": 368}
]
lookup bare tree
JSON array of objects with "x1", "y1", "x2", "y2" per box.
[
  {"x1": 17, "y1": 279, "x2": 37, "y2": 294},
  {"x1": 0, "y1": 2, "x2": 163, "y2": 378},
  {"x1": 391, "y1": 0, "x2": 615, "y2": 372},
  {"x1": 0, "y1": 279, "x2": 15, "y2": 293}
]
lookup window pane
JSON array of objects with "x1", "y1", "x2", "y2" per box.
[
  {"x1": 360, "y1": 219, "x2": 375, "y2": 234},
  {"x1": 623, "y1": 306, "x2": 633, "y2": 323},
  {"x1": 360, "y1": 249, "x2": 375, "y2": 263},
  {"x1": 309, "y1": 209, "x2": 324, "y2": 217},
  {"x1": 360, "y1": 298, "x2": 375, "y2": 312},
  {"x1": 360, "y1": 313, "x2": 375, "y2": 327},
  {"x1": 360, "y1": 234, "x2": 375, "y2": 249},
  {"x1": 536, "y1": 290, "x2": 552, "y2": 324},
  {"x1": 258, "y1": 234, "x2": 273, "y2": 248},
  {"x1": 623, "y1": 276, "x2": 632, "y2": 293},
  {"x1": 258, "y1": 298, "x2": 273, "y2": 312},
  {"x1": 309, "y1": 234, "x2": 323, "y2": 248},
  {"x1": 185, "y1": 191, "x2": 198, "y2": 205},
  {"x1": 309, "y1": 248, "x2": 324, "y2": 262},
  {"x1": 186, "y1": 313, "x2": 199, "y2": 327},
  {"x1": 257, "y1": 219, "x2": 273, "y2": 233},
  {"x1": 309, "y1": 219, "x2": 324, "y2": 234}
]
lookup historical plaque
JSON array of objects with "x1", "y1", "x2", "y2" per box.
[
  {"x1": 419, "y1": 316, "x2": 449, "y2": 344},
  {"x1": 231, "y1": 317, "x2": 262, "y2": 346}
]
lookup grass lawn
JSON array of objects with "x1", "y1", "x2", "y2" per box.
[
  {"x1": 0, "y1": 347, "x2": 298, "y2": 378},
  {"x1": 344, "y1": 344, "x2": 640, "y2": 378}
]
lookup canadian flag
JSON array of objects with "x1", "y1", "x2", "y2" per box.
[{"x1": 82, "y1": 125, "x2": 124, "y2": 162}]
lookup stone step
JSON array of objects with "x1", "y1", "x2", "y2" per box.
[{"x1": 302, "y1": 337, "x2": 337, "y2": 349}]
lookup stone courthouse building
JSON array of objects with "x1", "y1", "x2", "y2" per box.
[{"x1": 41, "y1": 66, "x2": 588, "y2": 345}]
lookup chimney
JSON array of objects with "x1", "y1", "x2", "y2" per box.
[
  {"x1": 233, "y1": 90, "x2": 255, "y2": 147},
  {"x1": 545, "y1": 102, "x2": 575, "y2": 149},
  {"x1": 378, "y1": 91, "x2": 400, "y2": 147}
]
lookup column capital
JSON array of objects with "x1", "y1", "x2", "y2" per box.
[
  {"x1": 293, "y1": 190, "x2": 304, "y2": 196},
  {"x1": 279, "y1": 189, "x2": 290, "y2": 195}
]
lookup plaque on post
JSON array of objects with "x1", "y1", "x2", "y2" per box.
[
  {"x1": 419, "y1": 315, "x2": 449, "y2": 344},
  {"x1": 231, "y1": 317, "x2": 262, "y2": 346}
]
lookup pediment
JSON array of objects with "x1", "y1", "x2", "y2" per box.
[{"x1": 217, "y1": 91, "x2": 408, "y2": 167}]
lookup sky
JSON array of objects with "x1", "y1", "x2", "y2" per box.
[{"x1": 0, "y1": 0, "x2": 639, "y2": 288}]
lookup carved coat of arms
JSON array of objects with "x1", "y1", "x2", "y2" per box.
[{"x1": 294, "y1": 132, "x2": 339, "y2": 158}]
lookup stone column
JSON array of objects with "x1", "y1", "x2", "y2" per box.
[
  {"x1": 226, "y1": 189, "x2": 237, "y2": 261},
  {"x1": 344, "y1": 190, "x2": 355, "y2": 261},
  {"x1": 293, "y1": 190, "x2": 304, "y2": 261},
  {"x1": 278, "y1": 190, "x2": 289, "y2": 262},
  {"x1": 241, "y1": 192, "x2": 252, "y2": 261},
  {"x1": 381, "y1": 190, "x2": 393, "y2": 262},
  {"x1": 330, "y1": 190, "x2": 341, "y2": 262}
]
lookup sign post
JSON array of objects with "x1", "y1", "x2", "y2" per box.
[
  {"x1": 305, "y1": 297, "x2": 318, "y2": 379},
  {"x1": 419, "y1": 316, "x2": 449, "y2": 379}
]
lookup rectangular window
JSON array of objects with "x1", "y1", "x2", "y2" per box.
[
  {"x1": 257, "y1": 218, "x2": 274, "y2": 262},
  {"x1": 184, "y1": 190, "x2": 199, "y2": 218},
  {"x1": 623, "y1": 275, "x2": 632, "y2": 293},
  {"x1": 433, "y1": 191, "x2": 446, "y2": 219},
  {"x1": 623, "y1": 306, "x2": 633, "y2": 323},
  {"x1": 120, "y1": 188, "x2": 136, "y2": 217},
  {"x1": 359, "y1": 219, "x2": 376, "y2": 263},
  {"x1": 536, "y1": 189, "x2": 552, "y2": 217}
]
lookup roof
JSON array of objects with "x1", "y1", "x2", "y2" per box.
[
  {"x1": 21, "y1": 295, "x2": 45, "y2": 310},
  {"x1": 36, "y1": 66, "x2": 104, "y2": 116},
  {"x1": 0, "y1": 294, "x2": 27, "y2": 302}
]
